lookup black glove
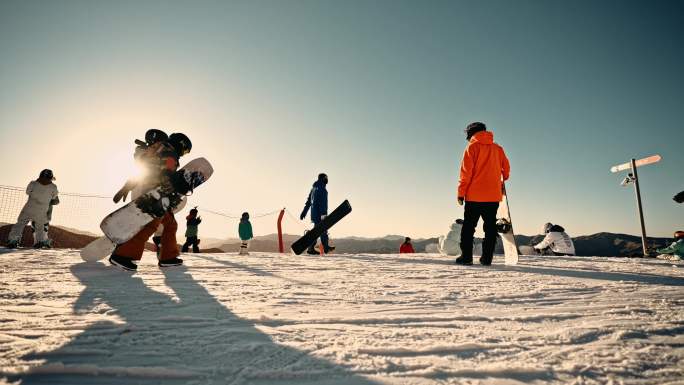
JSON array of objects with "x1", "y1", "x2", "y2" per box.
[
  {"x1": 167, "y1": 170, "x2": 191, "y2": 195},
  {"x1": 113, "y1": 187, "x2": 130, "y2": 203}
]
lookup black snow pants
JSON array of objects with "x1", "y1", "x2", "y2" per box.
[
  {"x1": 460, "y1": 201, "x2": 500, "y2": 262},
  {"x1": 182, "y1": 236, "x2": 200, "y2": 253}
]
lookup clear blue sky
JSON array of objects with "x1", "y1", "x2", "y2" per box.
[{"x1": 0, "y1": 0, "x2": 682, "y2": 239}]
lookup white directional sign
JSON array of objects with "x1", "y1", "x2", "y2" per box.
[{"x1": 610, "y1": 155, "x2": 662, "y2": 173}]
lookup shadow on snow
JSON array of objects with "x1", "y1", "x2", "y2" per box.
[{"x1": 11, "y1": 262, "x2": 381, "y2": 385}]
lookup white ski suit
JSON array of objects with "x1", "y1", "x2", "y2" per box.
[
  {"x1": 9, "y1": 181, "x2": 59, "y2": 244},
  {"x1": 534, "y1": 227, "x2": 575, "y2": 255}
]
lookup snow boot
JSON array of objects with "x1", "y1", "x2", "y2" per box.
[
  {"x1": 158, "y1": 257, "x2": 183, "y2": 267},
  {"x1": 5, "y1": 240, "x2": 19, "y2": 249},
  {"x1": 479, "y1": 256, "x2": 493, "y2": 266},
  {"x1": 33, "y1": 240, "x2": 52, "y2": 249},
  {"x1": 109, "y1": 255, "x2": 138, "y2": 271},
  {"x1": 239, "y1": 242, "x2": 249, "y2": 255},
  {"x1": 307, "y1": 245, "x2": 319, "y2": 255},
  {"x1": 324, "y1": 246, "x2": 336, "y2": 254},
  {"x1": 454, "y1": 255, "x2": 473, "y2": 265}
]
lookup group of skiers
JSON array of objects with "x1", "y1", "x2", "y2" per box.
[{"x1": 4, "y1": 123, "x2": 682, "y2": 267}]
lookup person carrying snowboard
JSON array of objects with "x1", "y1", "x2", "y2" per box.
[
  {"x1": 455, "y1": 122, "x2": 510, "y2": 266},
  {"x1": 238, "y1": 212, "x2": 253, "y2": 255},
  {"x1": 399, "y1": 237, "x2": 415, "y2": 253},
  {"x1": 109, "y1": 131, "x2": 193, "y2": 271},
  {"x1": 182, "y1": 207, "x2": 201, "y2": 253},
  {"x1": 533, "y1": 222, "x2": 576, "y2": 256},
  {"x1": 6, "y1": 169, "x2": 59, "y2": 249},
  {"x1": 300, "y1": 173, "x2": 335, "y2": 254}
]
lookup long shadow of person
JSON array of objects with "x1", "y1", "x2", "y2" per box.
[{"x1": 13, "y1": 262, "x2": 381, "y2": 385}]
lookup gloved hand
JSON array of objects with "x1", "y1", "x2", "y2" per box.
[
  {"x1": 113, "y1": 187, "x2": 130, "y2": 203},
  {"x1": 457, "y1": 197, "x2": 464, "y2": 206},
  {"x1": 321, "y1": 214, "x2": 327, "y2": 220}
]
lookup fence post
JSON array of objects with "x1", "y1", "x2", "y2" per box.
[{"x1": 277, "y1": 209, "x2": 285, "y2": 253}]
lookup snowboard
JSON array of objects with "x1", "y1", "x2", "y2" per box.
[
  {"x1": 496, "y1": 184, "x2": 519, "y2": 265},
  {"x1": 80, "y1": 198, "x2": 188, "y2": 262},
  {"x1": 291, "y1": 200, "x2": 352, "y2": 255},
  {"x1": 100, "y1": 158, "x2": 213, "y2": 245}
]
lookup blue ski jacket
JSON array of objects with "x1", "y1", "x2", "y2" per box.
[{"x1": 301, "y1": 180, "x2": 328, "y2": 222}]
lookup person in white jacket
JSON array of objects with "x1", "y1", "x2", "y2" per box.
[
  {"x1": 533, "y1": 222, "x2": 575, "y2": 256},
  {"x1": 6, "y1": 170, "x2": 59, "y2": 248}
]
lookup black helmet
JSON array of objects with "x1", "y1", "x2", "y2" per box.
[
  {"x1": 39, "y1": 169, "x2": 55, "y2": 181},
  {"x1": 169, "y1": 133, "x2": 192, "y2": 156},
  {"x1": 241, "y1": 212, "x2": 250, "y2": 220},
  {"x1": 318, "y1": 173, "x2": 328, "y2": 184},
  {"x1": 496, "y1": 218, "x2": 512, "y2": 234},
  {"x1": 190, "y1": 207, "x2": 198, "y2": 215},
  {"x1": 145, "y1": 129, "x2": 168, "y2": 145},
  {"x1": 465, "y1": 122, "x2": 487, "y2": 140}
]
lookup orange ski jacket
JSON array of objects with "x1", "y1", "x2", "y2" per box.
[{"x1": 457, "y1": 131, "x2": 510, "y2": 202}]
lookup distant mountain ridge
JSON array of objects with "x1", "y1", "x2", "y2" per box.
[{"x1": 0, "y1": 224, "x2": 672, "y2": 257}]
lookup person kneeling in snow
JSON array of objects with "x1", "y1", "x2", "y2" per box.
[
  {"x1": 399, "y1": 237, "x2": 415, "y2": 253},
  {"x1": 6, "y1": 169, "x2": 59, "y2": 249},
  {"x1": 656, "y1": 231, "x2": 684, "y2": 261},
  {"x1": 533, "y1": 223, "x2": 575, "y2": 256}
]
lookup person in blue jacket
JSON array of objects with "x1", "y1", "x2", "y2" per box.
[{"x1": 300, "y1": 173, "x2": 335, "y2": 254}]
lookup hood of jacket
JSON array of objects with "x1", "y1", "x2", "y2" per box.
[
  {"x1": 549, "y1": 224, "x2": 565, "y2": 232},
  {"x1": 469, "y1": 130, "x2": 494, "y2": 145}
]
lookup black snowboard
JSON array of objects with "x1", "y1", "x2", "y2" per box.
[{"x1": 291, "y1": 200, "x2": 352, "y2": 255}]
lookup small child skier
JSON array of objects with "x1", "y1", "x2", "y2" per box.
[
  {"x1": 399, "y1": 237, "x2": 415, "y2": 253},
  {"x1": 182, "y1": 207, "x2": 202, "y2": 253},
  {"x1": 6, "y1": 169, "x2": 59, "y2": 248},
  {"x1": 238, "y1": 212, "x2": 253, "y2": 255},
  {"x1": 656, "y1": 231, "x2": 684, "y2": 261}
]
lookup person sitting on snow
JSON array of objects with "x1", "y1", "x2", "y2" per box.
[
  {"x1": 399, "y1": 237, "x2": 415, "y2": 253},
  {"x1": 656, "y1": 231, "x2": 684, "y2": 261},
  {"x1": 6, "y1": 169, "x2": 59, "y2": 249},
  {"x1": 533, "y1": 223, "x2": 575, "y2": 256}
]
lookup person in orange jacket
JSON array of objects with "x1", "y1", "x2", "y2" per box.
[
  {"x1": 399, "y1": 237, "x2": 415, "y2": 254},
  {"x1": 455, "y1": 122, "x2": 510, "y2": 266}
]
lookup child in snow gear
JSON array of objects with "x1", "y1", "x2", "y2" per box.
[
  {"x1": 399, "y1": 237, "x2": 415, "y2": 253},
  {"x1": 182, "y1": 207, "x2": 201, "y2": 253},
  {"x1": 109, "y1": 131, "x2": 191, "y2": 271},
  {"x1": 238, "y1": 212, "x2": 253, "y2": 255},
  {"x1": 300, "y1": 173, "x2": 335, "y2": 254},
  {"x1": 533, "y1": 223, "x2": 576, "y2": 256},
  {"x1": 656, "y1": 231, "x2": 684, "y2": 260},
  {"x1": 6, "y1": 170, "x2": 59, "y2": 249},
  {"x1": 455, "y1": 122, "x2": 510, "y2": 266}
]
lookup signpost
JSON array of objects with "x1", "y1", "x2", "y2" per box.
[{"x1": 611, "y1": 154, "x2": 662, "y2": 256}]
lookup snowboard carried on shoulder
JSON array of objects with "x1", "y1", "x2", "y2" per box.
[
  {"x1": 291, "y1": 200, "x2": 352, "y2": 255},
  {"x1": 496, "y1": 184, "x2": 519, "y2": 265}
]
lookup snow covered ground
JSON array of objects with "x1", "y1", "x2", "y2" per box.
[{"x1": 1, "y1": 249, "x2": 683, "y2": 385}]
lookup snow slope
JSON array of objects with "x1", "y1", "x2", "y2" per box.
[{"x1": 1, "y1": 249, "x2": 683, "y2": 384}]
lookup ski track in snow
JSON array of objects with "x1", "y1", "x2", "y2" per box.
[{"x1": 1, "y1": 249, "x2": 683, "y2": 384}]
